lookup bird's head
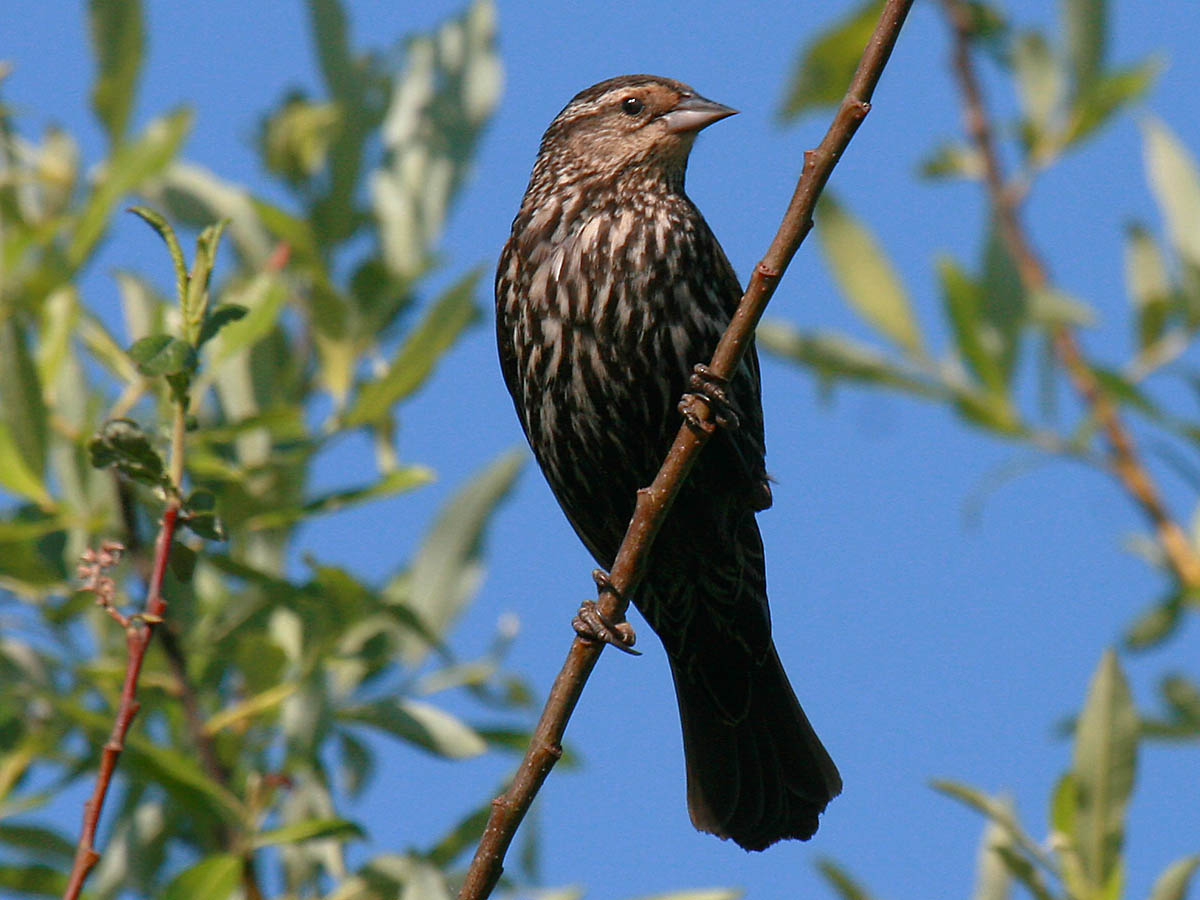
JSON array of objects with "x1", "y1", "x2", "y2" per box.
[{"x1": 534, "y1": 75, "x2": 736, "y2": 186}]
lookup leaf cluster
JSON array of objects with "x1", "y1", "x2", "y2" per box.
[
  {"x1": 772, "y1": 0, "x2": 1200, "y2": 709},
  {"x1": 0, "y1": 2, "x2": 566, "y2": 898},
  {"x1": 775, "y1": 2, "x2": 1198, "y2": 898}
]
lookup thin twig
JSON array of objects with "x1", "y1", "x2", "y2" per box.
[
  {"x1": 456, "y1": 3, "x2": 916, "y2": 897},
  {"x1": 63, "y1": 506, "x2": 179, "y2": 900},
  {"x1": 940, "y1": 0, "x2": 1200, "y2": 589},
  {"x1": 63, "y1": 405, "x2": 188, "y2": 900},
  {"x1": 115, "y1": 475, "x2": 265, "y2": 900}
]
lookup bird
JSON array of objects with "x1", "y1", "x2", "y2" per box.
[{"x1": 495, "y1": 74, "x2": 841, "y2": 851}]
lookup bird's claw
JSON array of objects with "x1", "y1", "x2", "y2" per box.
[
  {"x1": 679, "y1": 364, "x2": 740, "y2": 434},
  {"x1": 573, "y1": 570, "x2": 640, "y2": 655}
]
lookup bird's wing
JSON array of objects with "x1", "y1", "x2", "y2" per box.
[{"x1": 701, "y1": 227, "x2": 771, "y2": 508}]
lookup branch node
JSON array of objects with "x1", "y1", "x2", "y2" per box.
[{"x1": 573, "y1": 598, "x2": 640, "y2": 655}]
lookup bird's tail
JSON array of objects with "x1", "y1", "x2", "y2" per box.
[{"x1": 668, "y1": 642, "x2": 841, "y2": 851}]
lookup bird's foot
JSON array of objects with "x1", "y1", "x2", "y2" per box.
[
  {"x1": 679, "y1": 364, "x2": 740, "y2": 435},
  {"x1": 572, "y1": 570, "x2": 640, "y2": 655}
]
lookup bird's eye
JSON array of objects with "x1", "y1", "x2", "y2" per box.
[{"x1": 620, "y1": 96, "x2": 645, "y2": 116}]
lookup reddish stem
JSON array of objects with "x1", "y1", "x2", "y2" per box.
[{"x1": 63, "y1": 504, "x2": 179, "y2": 900}]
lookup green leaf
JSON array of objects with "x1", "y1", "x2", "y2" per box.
[
  {"x1": 1027, "y1": 286, "x2": 1096, "y2": 328},
  {"x1": 205, "y1": 681, "x2": 298, "y2": 735},
  {"x1": 816, "y1": 193, "x2": 923, "y2": 355},
  {"x1": 960, "y1": 2, "x2": 1010, "y2": 44},
  {"x1": 128, "y1": 207, "x2": 187, "y2": 305},
  {"x1": 154, "y1": 163, "x2": 276, "y2": 266},
  {"x1": 306, "y1": 0, "x2": 374, "y2": 246},
  {"x1": 161, "y1": 853, "x2": 240, "y2": 900},
  {"x1": 167, "y1": 541, "x2": 198, "y2": 582},
  {"x1": 341, "y1": 855, "x2": 454, "y2": 900},
  {"x1": 917, "y1": 142, "x2": 984, "y2": 180},
  {"x1": 196, "y1": 304, "x2": 248, "y2": 349},
  {"x1": 0, "y1": 421, "x2": 51, "y2": 509},
  {"x1": 1063, "y1": 59, "x2": 1159, "y2": 149},
  {"x1": 398, "y1": 450, "x2": 524, "y2": 662},
  {"x1": 1050, "y1": 772, "x2": 1079, "y2": 838},
  {"x1": 88, "y1": 0, "x2": 144, "y2": 146},
  {"x1": 0, "y1": 863, "x2": 67, "y2": 897},
  {"x1": 1124, "y1": 592, "x2": 1182, "y2": 650},
  {"x1": 0, "y1": 823, "x2": 75, "y2": 864},
  {"x1": 187, "y1": 489, "x2": 215, "y2": 512},
  {"x1": 0, "y1": 321, "x2": 49, "y2": 504},
  {"x1": 816, "y1": 858, "x2": 880, "y2": 900},
  {"x1": 1012, "y1": 31, "x2": 1066, "y2": 160},
  {"x1": 427, "y1": 797, "x2": 494, "y2": 867},
  {"x1": 1149, "y1": 855, "x2": 1200, "y2": 900},
  {"x1": 35, "y1": 286, "x2": 82, "y2": 396},
  {"x1": 931, "y1": 779, "x2": 1055, "y2": 874},
  {"x1": 1161, "y1": 676, "x2": 1200, "y2": 731},
  {"x1": 972, "y1": 816, "x2": 1013, "y2": 900},
  {"x1": 207, "y1": 274, "x2": 287, "y2": 363},
  {"x1": 0, "y1": 318, "x2": 49, "y2": 491},
  {"x1": 779, "y1": 0, "x2": 884, "y2": 120},
  {"x1": 262, "y1": 95, "x2": 342, "y2": 183},
  {"x1": 55, "y1": 700, "x2": 246, "y2": 822},
  {"x1": 128, "y1": 334, "x2": 197, "y2": 376},
  {"x1": 0, "y1": 514, "x2": 66, "y2": 588},
  {"x1": 1124, "y1": 223, "x2": 1172, "y2": 349},
  {"x1": 1072, "y1": 649, "x2": 1137, "y2": 894},
  {"x1": 309, "y1": 0, "x2": 359, "y2": 110},
  {"x1": 182, "y1": 510, "x2": 226, "y2": 542},
  {"x1": 244, "y1": 465, "x2": 434, "y2": 530},
  {"x1": 337, "y1": 730, "x2": 375, "y2": 799},
  {"x1": 1143, "y1": 117, "x2": 1200, "y2": 269},
  {"x1": 251, "y1": 817, "x2": 364, "y2": 849},
  {"x1": 251, "y1": 197, "x2": 322, "y2": 264},
  {"x1": 993, "y1": 846, "x2": 1055, "y2": 900},
  {"x1": 370, "y1": 0, "x2": 502, "y2": 277},
  {"x1": 176, "y1": 218, "x2": 229, "y2": 343},
  {"x1": 0, "y1": 514, "x2": 68, "y2": 543},
  {"x1": 1061, "y1": 0, "x2": 1106, "y2": 95},
  {"x1": 342, "y1": 698, "x2": 487, "y2": 758},
  {"x1": 87, "y1": 418, "x2": 166, "y2": 486},
  {"x1": 344, "y1": 269, "x2": 482, "y2": 427},
  {"x1": 939, "y1": 257, "x2": 1007, "y2": 396},
  {"x1": 312, "y1": 282, "x2": 356, "y2": 403},
  {"x1": 1052, "y1": 777, "x2": 1089, "y2": 899},
  {"x1": 69, "y1": 109, "x2": 193, "y2": 269},
  {"x1": 980, "y1": 225, "x2": 1025, "y2": 382},
  {"x1": 758, "y1": 323, "x2": 942, "y2": 400}
]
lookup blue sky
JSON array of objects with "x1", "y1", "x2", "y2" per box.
[{"x1": 4, "y1": 1, "x2": 1200, "y2": 898}]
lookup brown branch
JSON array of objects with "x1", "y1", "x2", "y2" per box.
[
  {"x1": 115, "y1": 474, "x2": 264, "y2": 900},
  {"x1": 64, "y1": 503, "x2": 180, "y2": 900},
  {"x1": 940, "y1": 0, "x2": 1200, "y2": 589},
  {"x1": 456, "y1": 3, "x2": 916, "y2": 897}
]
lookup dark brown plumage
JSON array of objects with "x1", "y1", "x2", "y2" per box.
[{"x1": 496, "y1": 75, "x2": 841, "y2": 850}]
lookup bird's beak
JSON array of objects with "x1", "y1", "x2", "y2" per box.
[{"x1": 660, "y1": 93, "x2": 737, "y2": 134}]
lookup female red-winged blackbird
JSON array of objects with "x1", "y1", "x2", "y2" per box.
[{"x1": 496, "y1": 75, "x2": 841, "y2": 851}]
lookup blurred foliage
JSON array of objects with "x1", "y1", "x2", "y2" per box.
[
  {"x1": 777, "y1": 1, "x2": 1198, "y2": 898},
  {"x1": 0, "y1": 1, "x2": 587, "y2": 897},
  {"x1": 820, "y1": 653, "x2": 1198, "y2": 900}
]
